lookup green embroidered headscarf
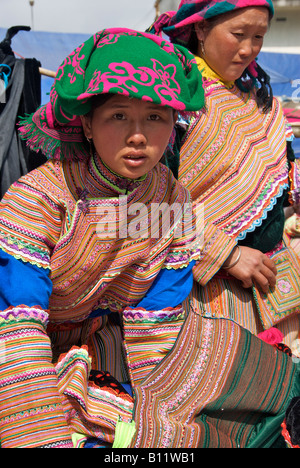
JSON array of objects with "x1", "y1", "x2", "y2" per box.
[{"x1": 19, "y1": 28, "x2": 205, "y2": 160}]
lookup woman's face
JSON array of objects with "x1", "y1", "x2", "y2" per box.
[
  {"x1": 196, "y1": 7, "x2": 269, "y2": 82},
  {"x1": 81, "y1": 94, "x2": 176, "y2": 179}
]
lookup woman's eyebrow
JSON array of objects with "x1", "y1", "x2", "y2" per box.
[{"x1": 108, "y1": 102, "x2": 130, "y2": 109}]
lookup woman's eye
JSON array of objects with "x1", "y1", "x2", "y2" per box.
[
  {"x1": 113, "y1": 113, "x2": 125, "y2": 120},
  {"x1": 148, "y1": 114, "x2": 160, "y2": 121}
]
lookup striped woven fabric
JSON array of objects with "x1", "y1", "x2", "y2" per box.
[
  {"x1": 86, "y1": 315, "x2": 130, "y2": 383},
  {"x1": 47, "y1": 313, "x2": 130, "y2": 383},
  {"x1": 55, "y1": 346, "x2": 134, "y2": 445},
  {"x1": 0, "y1": 153, "x2": 200, "y2": 323},
  {"x1": 0, "y1": 307, "x2": 135, "y2": 447},
  {"x1": 188, "y1": 275, "x2": 262, "y2": 334},
  {"x1": 179, "y1": 80, "x2": 289, "y2": 245},
  {"x1": 129, "y1": 306, "x2": 300, "y2": 448},
  {"x1": 178, "y1": 59, "x2": 300, "y2": 343},
  {"x1": 123, "y1": 305, "x2": 186, "y2": 386},
  {"x1": 0, "y1": 307, "x2": 73, "y2": 448}
]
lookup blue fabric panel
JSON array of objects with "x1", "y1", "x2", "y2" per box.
[
  {"x1": 0, "y1": 249, "x2": 52, "y2": 310},
  {"x1": 89, "y1": 262, "x2": 195, "y2": 318},
  {"x1": 137, "y1": 260, "x2": 195, "y2": 310},
  {"x1": 293, "y1": 139, "x2": 300, "y2": 159}
]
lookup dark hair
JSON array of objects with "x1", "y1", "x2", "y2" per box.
[
  {"x1": 85, "y1": 93, "x2": 114, "y2": 118},
  {"x1": 186, "y1": 28, "x2": 199, "y2": 56},
  {"x1": 236, "y1": 62, "x2": 273, "y2": 112},
  {"x1": 81, "y1": 94, "x2": 114, "y2": 153}
]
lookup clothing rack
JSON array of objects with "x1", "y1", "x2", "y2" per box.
[
  {"x1": 1, "y1": 26, "x2": 57, "y2": 79},
  {"x1": 39, "y1": 67, "x2": 56, "y2": 78}
]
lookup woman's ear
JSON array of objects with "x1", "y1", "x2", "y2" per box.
[
  {"x1": 80, "y1": 115, "x2": 92, "y2": 140},
  {"x1": 173, "y1": 111, "x2": 178, "y2": 125},
  {"x1": 194, "y1": 22, "x2": 205, "y2": 41},
  {"x1": 195, "y1": 20, "x2": 211, "y2": 41}
]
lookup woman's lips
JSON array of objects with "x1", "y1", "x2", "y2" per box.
[
  {"x1": 123, "y1": 152, "x2": 147, "y2": 166},
  {"x1": 123, "y1": 152, "x2": 146, "y2": 159}
]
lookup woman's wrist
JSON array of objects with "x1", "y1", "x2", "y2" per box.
[{"x1": 222, "y1": 245, "x2": 241, "y2": 270}]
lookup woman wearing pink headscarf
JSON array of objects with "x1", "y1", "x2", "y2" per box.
[{"x1": 149, "y1": 0, "x2": 300, "y2": 359}]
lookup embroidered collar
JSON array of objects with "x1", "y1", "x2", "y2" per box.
[
  {"x1": 195, "y1": 56, "x2": 234, "y2": 89},
  {"x1": 85, "y1": 152, "x2": 147, "y2": 198}
]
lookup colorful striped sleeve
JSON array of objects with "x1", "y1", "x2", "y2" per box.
[
  {"x1": 0, "y1": 177, "x2": 63, "y2": 269},
  {"x1": 192, "y1": 221, "x2": 237, "y2": 285},
  {"x1": 0, "y1": 174, "x2": 62, "y2": 312}
]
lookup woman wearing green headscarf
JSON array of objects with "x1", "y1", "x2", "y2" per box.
[
  {"x1": 0, "y1": 26, "x2": 298, "y2": 449},
  {"x1": 0, "y1": 27, "x2": 207, "y2": 448}
]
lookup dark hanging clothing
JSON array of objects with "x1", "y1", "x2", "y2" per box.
[{"x1": 0, "y1": 27, "x2": 47, "y2": 199}]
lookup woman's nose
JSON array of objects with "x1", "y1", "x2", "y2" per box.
[
  {"x1": 127, "y1": 124, "x2": 147, "y2": 146},
  {"x1": 239, "y1": 39, "x2": 255, "y2": 58}
]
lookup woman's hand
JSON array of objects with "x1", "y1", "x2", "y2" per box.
[
  {"x1": 222, "y1": 245, "x2": 277, "y2": 293},
  {"x1": 294, "y1": 203, "x2": 300, "y2": 215},
  {"x1": 284, "y1": 203, "x2": 300, "y2": 219}
]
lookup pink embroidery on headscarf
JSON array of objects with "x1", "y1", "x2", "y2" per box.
[
  {"x1": 68, "y1": 49, "x2": 86, "y2": 84},
  {"x1": 95, "y1": 33, "x2": 120, "y2": 48},
  {"x1": 55, "y1": 44, "x2": 86, "y2": 85},
  {"x1": 152, "y1": 59, "x2": 180, "y2": 93},
  {"x1": 78, "y1": 62, "x2": 156, "y2": 99},
  {"x1": 152, "y1": 59, "x2": 185, "y2": 110},
  {"x1": 77, "y1": 59, "x2": 184, "y2": 110},
  {"x1": 94, "y1": 28, "x2": 138, "y2": 45}
]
